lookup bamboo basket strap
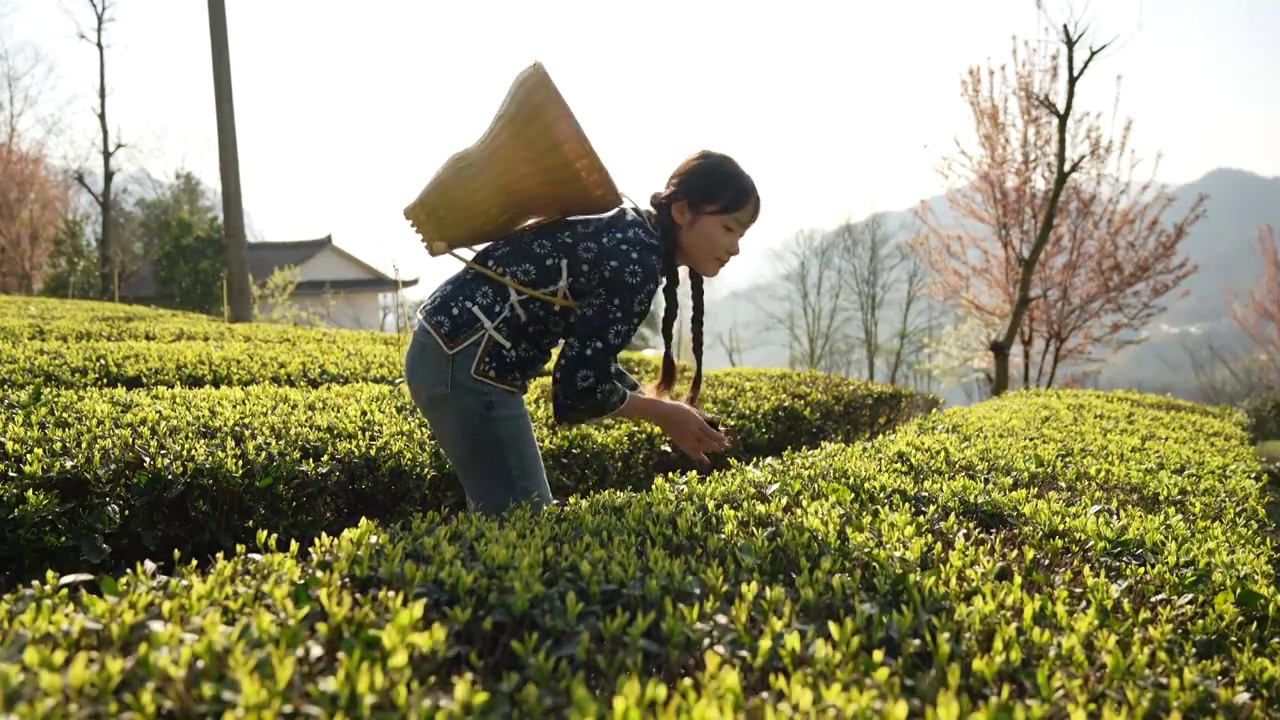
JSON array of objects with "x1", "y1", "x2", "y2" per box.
[
  {"x1": 446, "y1": 249, "x2": 578, "y2": 310},
  {"x1": 442, "y1": 197, "x2": 655, "y2": 313}
]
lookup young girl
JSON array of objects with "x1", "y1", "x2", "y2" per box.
[{"x1": 404, "y1": 150, "x2": 760, "y2": 515}]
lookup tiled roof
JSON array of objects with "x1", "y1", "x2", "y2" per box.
[
  {"x1": 119, "y1": 236, "x2": 418, "y2": 299},
  {"x1": 245, "y1": 237, "x2": 333, "y2": 282}
]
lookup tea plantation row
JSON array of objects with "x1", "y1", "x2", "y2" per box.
[
  {"x1": 0, "y1": 338, "x2": 670, "y2": 390},
  {"x1": 1, "y1": 368, "x2": 932, "y2": 586},
  {"x1": 2, "y1": 297, "x2": 1278, "y2": 716},
  {"x1": 3, "y1": 389, "x2": 1278, "y2": 716},
  {"x1": 0, "y1": 295, "x2": 671, "y2": 389},
  {"x1": 0, "y1": 298, "x2": 366, "y2": 344},
  {"x1": 0, "y1": 297, "x2": 936, "y2": 588}
]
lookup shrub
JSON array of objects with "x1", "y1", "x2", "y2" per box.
[
  {"x1": 0, "y1": 295, "x2": 412, "y2": 347},
  {"x1": 0, "y1": 339, "x2": 406, "y2": 389},
  {"x1": 0, "y1": 295, "x2": 680, "y2": 389},
  {"x1": 0, "y1": 295, "x2": 200, "y2": 323},
  {"x1": 1240, "y1": 391, "x2": 1280, "y2": 444},
  {"x1": 0, "y1": 332, "x2": 663, "y2": 392},
  {"x1": 0, "y1": 310, "x2": 385, "y2": 345},
  {"x1": 0, "y1": 370, "x2": 934, "y2": 587},
  {"x1": 1, "y1": 390, "x2": 1274, "y2": 716}
]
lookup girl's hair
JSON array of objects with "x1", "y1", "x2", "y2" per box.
[{"x1": 645, "y1": 150, "x2": 760, "y2": 407}]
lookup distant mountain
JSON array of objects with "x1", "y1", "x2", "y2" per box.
[
  {"x1": 1098, "y1": 168, "x2": 1280, "y2": 390},
  {"x1": 695, "y1": 167, "x2": 1280, "y2": 403}
]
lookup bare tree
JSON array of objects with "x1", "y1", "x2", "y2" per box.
[
  {"x1": 904, "y1": 298, "x2": 943, "y2": 392},
  {"x1": 755, "y1": 227, "x2": 854, "y2": 374},
  {"x1": 1125, "y1": 325, "x2": 1276, "y2": 406},
  {"x1": 0, "y1": 37, "x2": 62, "y2": 151},
  {"x1": 716, "y1": 320, "x2": 745, "y2": 367},
  {"x1": 835, "y1": 215, "x2": 890, "y2": 381},
  {"x1": 64, "y1": 0, "x2": 125, "y2": 299},
  {"x1": 834, "y1": 214, "x2": 934, "y2": 384},
  {"x1": 885, "y1": 237, "x2": 931, "y2": 385}
]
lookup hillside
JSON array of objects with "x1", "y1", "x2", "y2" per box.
[{"x1": 699, "y1": 167, "x2": 1280, "y2": 402}]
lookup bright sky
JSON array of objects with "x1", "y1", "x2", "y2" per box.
[{"x1": 7, "y1": 0, "x2": 1279, "y2": 296}]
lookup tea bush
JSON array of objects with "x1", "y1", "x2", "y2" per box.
[
  {"x1": 0, "y1": 297, "x2": 355, "y2": 344},
  {"x1": 1, "y1": 390, "x2": 1275, "y2": 717},
  {"x1": 0, "y1": 297, "x2": 666, "y2": 388},
  {"x1": 0, "y1": 339, "x2": 406, "y2": 389},
  {"x1": 0, "y1": 338, "x2": 672, "y2": 390},
  {"x1": 0, "y1": 368, "x2": 933, "y2": 587}
]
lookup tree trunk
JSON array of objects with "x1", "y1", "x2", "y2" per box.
[
  {"x1": 990, "y1": 339, "x2": 1011, "y2": 397},
  {"x1": 207, "y1": 0, "x2": 253, "y2": 323},
  {"x1": 92, "y1": 8, "x2": 114, "y2": 299},
  {"x1": 989, "y1": 22, "x2": 1103, "y2": 396}
]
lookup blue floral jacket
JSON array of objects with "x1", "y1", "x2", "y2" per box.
[{"x1": 416, "y1": 205, "x2": 665, "y2": 424}]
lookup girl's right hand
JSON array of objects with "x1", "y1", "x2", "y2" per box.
[{"x1": 655, "y1": 400, "x2": 730, "y2": 465}]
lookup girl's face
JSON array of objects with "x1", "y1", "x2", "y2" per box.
[{"x1": 671, "y1": 199, "x2": 758, "y2": 278}]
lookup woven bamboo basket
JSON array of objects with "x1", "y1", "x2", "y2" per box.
[{"x1": 404, "y1": 61, "x2": 622, "y2": 257}]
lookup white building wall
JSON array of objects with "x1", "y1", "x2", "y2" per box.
[{"x1": 257, "y1": 291, "x2": 385, "y2": 331}]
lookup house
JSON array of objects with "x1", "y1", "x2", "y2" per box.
[{"x1": 119, "y1": 235, "x2": 420, "y2": 331}]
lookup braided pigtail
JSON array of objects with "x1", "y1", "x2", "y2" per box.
[
  {"x1": 652, "y1": 192, "x2": 682, "y2": 399},
  {"x1": 644, "y1": 150, "x2": 760, "y2": 403},
  {"x1": 686, "y1": 270, "x2": 704, "y2": 407}
]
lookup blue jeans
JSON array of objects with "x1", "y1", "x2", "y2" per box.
[{"x1": 403, "y1": 324, "x2": 554, "y2": 516}]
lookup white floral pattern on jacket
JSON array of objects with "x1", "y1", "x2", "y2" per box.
[{"x1": 417, "y1": 206, "x2": 664, "y2": 424}]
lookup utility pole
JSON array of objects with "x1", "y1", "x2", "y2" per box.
[{"x1": 207, "y1": 0, "x2": 253, "y2": 322}]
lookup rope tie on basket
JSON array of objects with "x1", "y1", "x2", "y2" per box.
[
  {"x1": 556, "y1": 257, "x2": 570, "y2": 300},
  {"x1": 456, "y1": 256, "x2": 574, "y2": 351},
  {"x1": 446, "y1": 249, "x2": 578, "y2": 310},
  {"x1": 469, "y1": 304, "x2": 512, "y2": 349},
  {"x1": 443, "y1": 194, "x2": 652, "y2": 319},
  {"x1": 507, "y1": 285, "x2": 528, "y2": 322},
  {"x1": 504, "y1": 261, "x2": 570, "y2": 323},
  {"x1": 619, "y1": 193, "x2": 657, "y2": 235}
]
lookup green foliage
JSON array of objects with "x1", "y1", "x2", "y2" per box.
[
  {"x1": 1, "y1": 390, "x2": 1276, "y2": 716},
  {"x1": 136, "y1": 169, "x2": 227, "y2": 315},
  {"x1": 36, "y1": 210, "x2": 98, "y2": 299},
  {"x1": 0, "y1": 370, "x2": 927, "y2": 587},
  {"x1": 3, "y1": 296, "x2": 1275, "y2": 716},
  {"x1": 0, "y1": 297, "x2": 676, "y2": 385},
  {"x1": 250, "y1": 266, "x2": 327, "y2": 326},
  {"x1": 0, "y1": 296, "x2": 382, "y2": 344},
  {"x1": 0, "y1": 296, "x2": 935, "y2": 588},
  {"x1": 133, "y1": 169, "x2": 220, "y2": 243},
  {"x1": 0, "y1": 298, "x2": 666, "y2": 390},
  {"x1": 148, "y1": 213, "x2": 225, "y2": 316},
  {"x1": 0, "y1": 339, "x2": 405, "y2": 389}
]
